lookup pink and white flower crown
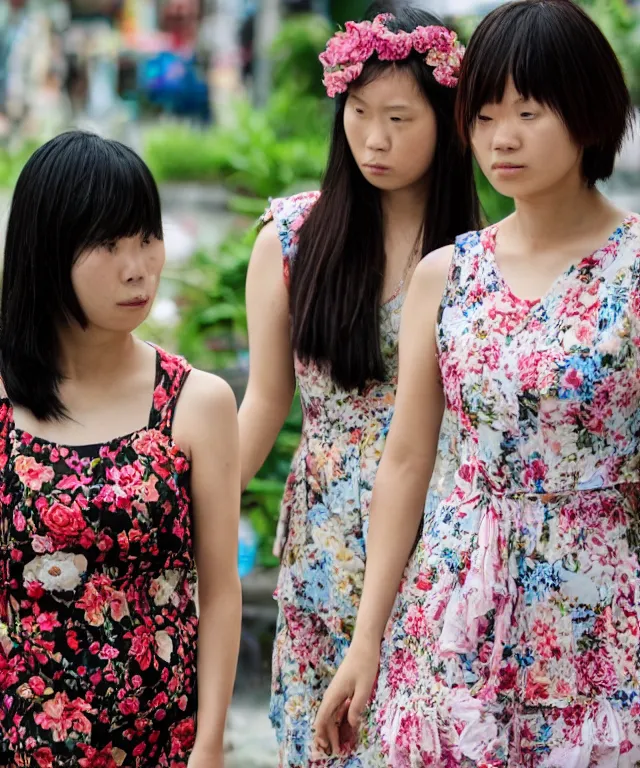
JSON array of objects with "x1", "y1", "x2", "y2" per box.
[{"x1": 320, "y1": 13, "x2": 464, "y2": 98}]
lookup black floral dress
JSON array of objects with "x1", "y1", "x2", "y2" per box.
[{"x1": 0, "y1": 346, "x2": 198, "y2": 767}]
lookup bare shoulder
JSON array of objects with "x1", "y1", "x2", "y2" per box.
[
  {"x1": 411, "y1": 244, "x2": 455, "y2": 299},
  {"x1": 250, "y1": 219, "x2": 284, "y2": 269},
  {"x1": 182, "y1": 368, "x2": 237, "y2": 419},
  {"x1": 175, "y1": 368, "x2": 238, "y2": 453}
]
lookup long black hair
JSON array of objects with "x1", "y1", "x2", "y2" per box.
[
  {"x1": 0, "y1": 131, "x2": 163, "y2": 422},
  {"x1": 289, "y1": 5, "x2": 480, "y2": 392}
]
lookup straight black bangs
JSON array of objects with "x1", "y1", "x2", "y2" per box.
[
  {"x1": 456, "y1": 0, "x2": 632, "y2": 156},
  {"x1": 68, "y1": 136, "x2": 164, "y2": 257},
  {"x1": 0, "y1": 131, "x2": 164, "y2": 420}
]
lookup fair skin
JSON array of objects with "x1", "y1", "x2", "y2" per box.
[
  {"x1": 239, "y1": 67, "x2": 437, "y2": 490},
  {"x1": 313, "y1": 77, "x2": 629, "y2": 756},
  {"x1": 10, "y1": 234, "x2": 241, "y2": 768}
]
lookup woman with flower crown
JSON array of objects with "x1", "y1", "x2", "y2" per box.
[{"x1": 238, "y1": 5, "x2": 479, "y2": 766}]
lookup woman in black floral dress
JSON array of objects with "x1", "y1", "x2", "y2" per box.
[{"x1": 0, "y1": 132, "x2": 241, "y2": 768}]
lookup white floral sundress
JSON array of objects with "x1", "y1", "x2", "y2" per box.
[
  {"x1": 364, "y1": 218, "x2": 640, "y2": 767},
  {"x1": 260, "y1": 192, "x2": 456, "y2": 767}
]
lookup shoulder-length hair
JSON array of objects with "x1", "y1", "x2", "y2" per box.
[
  {"x1": 0, "y1": 131, "x2": 163, "y2": 421},
  {"x1": 455, "y1": 0, "x2": 633, "y2": 186},
  {"x1": 289, "y1": 5, "x2": 481, "y2": 392}
]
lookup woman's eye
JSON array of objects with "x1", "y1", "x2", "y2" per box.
[
  {"x1": 141, "y1": 236, "x2": 152, "y2": 247},
  {"x1": 477, "y1": 114, "x2": 492, "y2": 123},
  {"x1": 521, "y1": 111, "x2": 536, "y2": 119},
  {"x1": 390, "y1": 117, "x2": 404, "y2": 123},
  {"x1": 104, "y1": 240, "x2": 118, "y2": 253}
]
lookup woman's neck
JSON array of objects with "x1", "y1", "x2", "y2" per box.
[
  {"x1": 509, "y1": 177, "x2": 616, "y2": 253},
  {"x1": 381, "y1": 183, "x2": 427, "y2": 246},
  {"x1": 57, "y1": 328, "x2": 138, "y2": 385}
]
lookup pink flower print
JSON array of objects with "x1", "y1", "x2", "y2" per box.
[
  {"x1": 576, "y1": 647, "x2": 619, "y2": 696},
  {"x1": 403, "y1": 603, "x2": 428, "y2": 637},
  {"x1": 40, "y1": 501, "x2": 87, "y2": 543},
  {"x1": 561, "y1": 367, "x2": 583, "y2": 390},
  {"x1": 29, "y1": 676, "x2": 46, "y2": 696},
  {"x1": 36, "y1": 612, "x2": 61, "y2": 633},
  {"x1": 522, "y1": 458, "x2": 547, "y2": 488},
  {"x1": 14, "y1": 456, "x2": 55, "y2": 491},
  {"x1": 34, "y1": 692, "x2": 92, "y2": 742},
  {"x1": 387, "y1": 647, "x2": 418, "y2": 690},
  {"x1": 128, "y1": 624, "x2": 155, "y2": 671},
  {"x1": 32, "y1": 748, "x2": 54, "y2": 768},
  {"x1": 77, "y1": 742, "x2": 119, "y2": 768},
  {"x1": 77, "y1": 581, "x2": 111, "y2": 627},
  {"x1": 153, "y1": 383, "x2": 169, "y2": 412},
  {"x1": 0, "y1": 652, "x2": 26, "y2": 689},
  {"x1": 12, "y1": 509, "x2": 26, "y2": 532}
]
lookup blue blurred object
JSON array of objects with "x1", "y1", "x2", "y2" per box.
[
  {"x1": 140, "y1": 51, "x2": 211, "y2": 122},
  {"x1": 238, "y1": 517, "x2": 258, "y2": 579}
]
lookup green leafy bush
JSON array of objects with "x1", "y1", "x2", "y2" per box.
[
  {"x1": 144, "y1": 98, "x2": 329, "y2": 198},
  {"x1": 271, "y1": 13, "x2": 333, "y2": 100},
  {"x1": 0, "y1": 140, "x2": 40, "y2": 189}
]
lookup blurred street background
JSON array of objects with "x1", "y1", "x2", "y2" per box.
[{"x1": 2, "y1": 0, "x2": 640, "y2": 763}]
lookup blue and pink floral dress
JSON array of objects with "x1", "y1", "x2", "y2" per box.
[
  {"x1": 261, "y1": 191, "x2": 456, "y2": 767},
  {"x1": 366, "y1": 217, "x2": 640, "y2": 766}
]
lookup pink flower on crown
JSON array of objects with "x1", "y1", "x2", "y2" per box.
[
  {"x1": 323, "y1": 63, "x2": 364, "y2": 99},
  {"x1": 373, "y1": 17, "x2": 413, "y2": 60},
  {"x1": 319, "y1": 20, "x2": 375, "y2": 68},
  {"x1": 319, "y1": 13, "x2": 465, "y2": 97}
]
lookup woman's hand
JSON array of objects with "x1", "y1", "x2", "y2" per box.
[{"x1": 312, "y1": 640, "x2": 380, "y2": 758}]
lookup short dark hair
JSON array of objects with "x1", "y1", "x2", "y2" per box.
[
  {"x1": 0, "y1": 131, "x2": 163, "y2": 421},
  {"x1": 455, "y1": 0, "x2": 633, "y2": 186}
]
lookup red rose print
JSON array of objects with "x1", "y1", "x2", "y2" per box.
[{"x1": 40, "y1": 502, "x2": 86, "y2": 541}]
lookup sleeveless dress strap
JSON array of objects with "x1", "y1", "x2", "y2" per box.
[
  {"x1": 0, "y1": 397, "x2": 12, "y2": 477},
  {"x1": 258, "y1": 190, "x2": 321, "y2": 287},
  {"x1": 446, "y1": 228, "x2": 488, "y2": 300},
  {"x1": 148, "y1": 346, "x2": 192, "y2": 436}
]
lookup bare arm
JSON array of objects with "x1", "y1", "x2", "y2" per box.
[
  {"x1": 175, "y1": 370, "x2": 242, "y2": 763},
  {"x1": 350, "y1": 248, "x2": 451, "y2": 646},
  {"x1": 314, "y1": 245, "x2": 453, "y2": 754},
  {"x1": 238, "y1": 221, "x2": 296, "y2": 490}
]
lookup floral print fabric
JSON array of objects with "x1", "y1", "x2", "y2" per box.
[
  {"x1": 363, "y1": 218, "x2": 640, "y2": 767},
  {"x1": 0, "y1": 346, "x2": 198, "y2": 767},
  {"x1": 261, "y1": 192, "x2": 456, "y2": 767}
]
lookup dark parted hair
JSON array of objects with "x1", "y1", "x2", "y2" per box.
[
  {"x1": 289, "y1": 5, "x2": 480, "y2": 392},
  {"x1": 0, "y1": 131, "x2": 163, "y2": 421},
  {"x1": 455, "y1": 0, "x2": 633, "y2": 187}
]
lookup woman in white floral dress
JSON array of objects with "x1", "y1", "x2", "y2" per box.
[
  {"x1": 316, "y1": 1, "x2": 640, "y2": 765},
  {"x1": 239, "y1": 6, "x2": 478, "y2": 766}
]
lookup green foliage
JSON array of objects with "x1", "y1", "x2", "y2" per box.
[
  {"x1": 245, "y1": 397, "x2": 303, "y2": 568},
  {"x1": 580, "y1": 0, "x2": 640, "y2": 103},
  {"x1": 330, "y1": 0, "x2": 368, "y2": 26},
  {"x1": 167, "y1": 224, "x2": 255, "y2": 372},
  {"x1": 144, "y1": 96, "x2": 330, "y2": 198},
  {"x1": 475, "y1": 166, "x2": 514, "y2": 225},
  {"x1": 169, "y1": 220, "x2": 305, "y2": 563},
  {"x1": 271, "y1": 13, "x2": 334, "y2": 100},
  {"x1": 0, "y1": 140, "x2": 40, "y2": 189}
]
